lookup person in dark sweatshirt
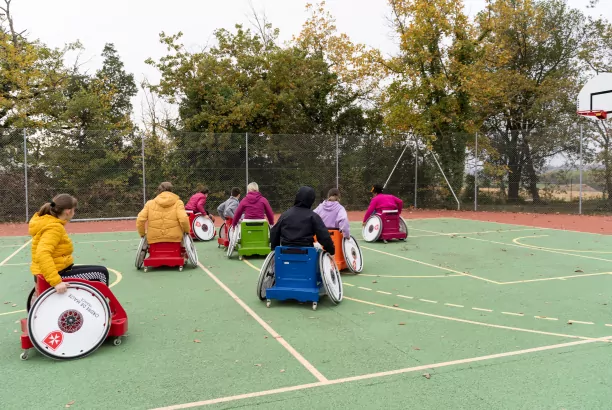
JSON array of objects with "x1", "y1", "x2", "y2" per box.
[{"x1": 270, "y1": 186, "x2": 335, "y2": 255}]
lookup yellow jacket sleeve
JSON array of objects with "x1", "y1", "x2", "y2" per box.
[
  {"x1": 36, "y1": 226, "x2": 63, "y2": 287},
  {"x1": 136, "y1": 202, "x2": 149, "y2": 237},
  {"x1": 176, "y1": 201, "x2": 190, "y2": 233}
]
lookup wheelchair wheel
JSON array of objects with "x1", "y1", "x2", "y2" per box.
[
  {"x1": 227, "y1": 226, "x2": 239, "y2": 258},
  {"x1": 343, "y1": 235, "x2": 363, "y2": 274},
  {"x1": 183, "y1": 233, "x2": 199, "y2": 268},
  {"x1": 135, "y1": 236, "x2": 148, "y2": 269},
  {"x1": 319, "y1": 251, "x2": 343, "y2": 304},
  {"x1": 399, "y1": 217, "x2": 408, "y2": 240},
  {"x1": 362, "y1": 215, "x2": 382, "y2": 242},
  {"x1": 26, "y1": 287, "x2": 36, "y2": 313},
  {"x1": 28, "y1": 282, "x2": 111, "y2": 360},
  {"x1": 257, "y1": 251, "x2": 275, "y2": 301}
]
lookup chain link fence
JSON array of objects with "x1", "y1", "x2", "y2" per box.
[{"x1": 1, "y1": 126, "x2": 610, "y2": 223}]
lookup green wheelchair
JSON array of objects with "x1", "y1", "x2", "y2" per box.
[{"x1": 227, "y1": 219, "x2": 271, "y2": 260}]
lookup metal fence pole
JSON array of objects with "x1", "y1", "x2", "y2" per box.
[
  {"x1": 336, "y1": 134, "x2": 339, "y2": 189},
  {"x1": 141, "y1": 133, "x2": 147, "y2": 205},
  {"x1": 474, "y1": 132, "x2": 478, "y2": 211},
  {"x1": 579, "y1": 124, "x2": 583, "y2": 215},
  {"x1": 24, "y1": 129, "x2": 29, "y2": 222},
  {"x1": 414, "y1": 136, "x2": 418, "y2": 208},
  {"x1": 245, "y1": 132, "x2": 249, "y2": 189}
]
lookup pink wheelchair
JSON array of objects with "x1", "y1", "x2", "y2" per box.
[{"x1": 362, "y1": 209, "x2": 408, "y2": 243}]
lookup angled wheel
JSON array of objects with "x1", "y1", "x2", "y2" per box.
[
  {"x1": 343, "y1": 235, "x2": 363, "y2": 274},
  {"x1": 319, "y1": 251, "x2": 343, "y2": 304},
  {"x1": 192, "y1": 216, "x2": 216, "y2": 241},
  {"x1": 362, "y1": 215, "x2": 382, "y2": 242},
  {"x1": 135, "y1": 236, "x2": 148, "y2": 269},
  {"x1": 257, "y1": 251, "x2": 275, "y2": 301},
  {"x1": 399, "y1": 217, "x2": 408, "y2": 240},
  {"x1": 28, "y1": 282, "x2": 111, "y2": 360},
  {"x1": 227, "y1": 225, "x2": 239, "y2": 258},
  {"x1": 183, "y1": 233, "x2": 199, "y2": 267},
  {"x1": 26, "y1": 287, "x2": 37, "y2": 313}
]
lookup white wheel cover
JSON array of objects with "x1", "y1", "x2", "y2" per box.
[
  {"x1": 319, "y1": 252, "x2": 343, "y2": 304},
  {"x1": 183, "y1": 233, "x2": 199, "y2": 267},
  {"x1": 362, "y1": 215, "x2": 382, "y2": 242},
  {"x1": 257, "y1": 251, "x2": 275, "y2": 300},
  {"x1": 399, "y1": 217, "x2": 408, "y2": 236},
  {"x1": 135, "y1": 236, "x2": 148, "y2": 269},
  {"x1": 227, "y1": 225, "x2": 240, "y2": 258},
  {"x1": 343, "y1": 235, "x2": 363, "y2": 273},
  {"x1": 28, "y1": 283, "x2": 111, "y2": 360},
  {"x1": 192, "y1": 216, "x2": 215, "y2": 241}
]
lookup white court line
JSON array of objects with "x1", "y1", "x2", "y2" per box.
[
  {"x1": 197, "y1": 262, "x2": 327, "y2": 383},
  {"x1": 502, "y1": 312, "x2": 524, "y2": 317},
  {"x1": 358, "y1": 287, "x2": 372, "y2": 291},
  {"x1": 150, "y1": 336, "x2": 612, "y2": 410},
  {"x1": 445, "y1": 303, "x2": 464, "y2": 308},
  {"x1": 419, "y1": 299, "x2": 437, "y2": 304},
  {"x1": 0, "y1": 240, "x2": 31, "y2": 266},
  {"x1": 397, "y1": 295, "x2": 414, "y2": 299},
  {"x1": 472, "y1": 307, "x2": 493, "y2": 312},
  {"x1": 535, "y1": 316, "x2": 558, "y2": 321},
  {"x1": 74, "y1": 239, "x2": 140, "y2": 244},
  {"x1": 376, "y1": 291, "x2": 392, "y2": 295},
  {"x1": 568, "y1": 320, "x2": 595, "y2": 325}
]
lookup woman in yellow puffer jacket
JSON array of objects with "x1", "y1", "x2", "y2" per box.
[
  {"x1": 29, "y1": 194, "x2": 110, "y2": 294},
  {"x1": 136, "y1": 182, "x2": 190, "y2": 243}
]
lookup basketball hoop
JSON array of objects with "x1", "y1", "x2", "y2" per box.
[{"x1": 577, "y1": 110, "x2": 607, "y2": 120}]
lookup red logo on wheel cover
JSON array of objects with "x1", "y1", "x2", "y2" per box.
[
  {"x1": 43, "y1": 331, "x2": 64, "y2": 350},
  {"x1": 196, "y1": 221, "x2": 201, "y2": 227}
]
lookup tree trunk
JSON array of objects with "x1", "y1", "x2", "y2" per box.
[
  {"x1": 522, "y1": 141, "x2": 540, "y2": 202},
  {"x1": 507, "y1": 130, "x2": 522, "y2": 202}
]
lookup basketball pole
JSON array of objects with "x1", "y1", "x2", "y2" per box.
[
  {"x1": 383, "y1": 138, "x2": 410, "y2": 190},
  {"x1": 579, "y1": 124, "x2": 583, "y2": 215}
]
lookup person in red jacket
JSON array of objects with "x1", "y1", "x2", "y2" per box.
[
  {"x1": 231, "y1": 182, "x2": 274, "y2": 229},
  {"x1": 185, "y1": 185, "x2": 214, "y2": 223},
  {"x1": 362, "y1": 184, "x2": 403, "y2": 225}
]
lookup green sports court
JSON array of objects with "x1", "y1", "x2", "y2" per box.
[{"x1": 1, "y1": 217, "x2": 611, "y2": 409}]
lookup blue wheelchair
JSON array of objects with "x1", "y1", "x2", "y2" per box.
[{"x1": 257, "y1": 246, "x2": 343, "y2": 310}]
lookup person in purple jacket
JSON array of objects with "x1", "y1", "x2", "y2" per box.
[
  {"x1": 231, "y1": 182, "x2": 275, "y2": 229},
  {"x1": 313, "y1": 188, "x2": 350, "y2": 239},
  {"x1": 185, "y1": 185, "x2": 214, "y2": 222}
]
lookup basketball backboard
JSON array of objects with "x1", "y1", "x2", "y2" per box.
[{"x1": 577, "y1": 72, "x2": 612, "y2": 120}]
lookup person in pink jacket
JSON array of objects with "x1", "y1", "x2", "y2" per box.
[
  {"x1": 185, "y1": 185, "x2": 214, "y2": 222},
  {"x1": 362, "y1": 184, "x2": 403, "y2": 225},
  {"x1": 231, "y1": 182, "x2": 275, "y2": 228},
  {"x1": 313, "y1": 188, "x2": 350, "y2": 238}
]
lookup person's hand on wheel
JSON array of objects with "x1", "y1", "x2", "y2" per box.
[
  {"x1": 54, "y1": 282, "x2": 68, "y2": 294},
  {"x1": 343, "y1": 232, "x2": 350, "y2": 239},
  {"x1": 362, "y1": 222, "x2": 366, "y2": 227}
]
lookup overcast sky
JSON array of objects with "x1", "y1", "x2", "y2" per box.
[{"x1": 10, "y1": 0, "x2": 611, "y2": 123}]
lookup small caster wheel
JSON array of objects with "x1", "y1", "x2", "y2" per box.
[
  {"x1": 20, "y1": 351, "x2": 29, "y2": 360},
  {"x1": 239, "y1": 255, "x2": 243, "y2": 260},
  {"x1": 266, "y1": 299, "x2": 271, "y2": 308},
  {"x1": 179, "y1": 266, "x2": 184, "y2": 272},
  {"x1": 113, "y1": 337, "x2": 122, "y2": 346},
  {"x1": 383, "y1": 240, "x2": 388, "y2": 244},
  {"x1": 143, "y1": 267, "x2": 148, "y2": 272},
  {"x1": 312, "y1": 302, "x2": 318, "y2": 311}
]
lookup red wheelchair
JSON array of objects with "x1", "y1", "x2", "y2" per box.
[
  {"x1": 362, "y1": 209, "x2": 408, "y2": 243},
  {"x1": 135, "y1": 233, "x2": 199, "y2": 272},
  {"x1": 187, "y1": 210, "x2": 216, "y2": 241},
  {"x1": 20, "y1": 274, "x2": 128, "y2": 361},
  {"x1": 217, "y1": 217, "x2": 233, "y2": 249}
]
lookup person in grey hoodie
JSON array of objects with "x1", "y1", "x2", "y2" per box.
[
  {"x1": 313, "y1": 188, "x2": 350, "y2": 239},
  {"x1": 217, "y1": 187, "x2": 241, "y2": 219}
]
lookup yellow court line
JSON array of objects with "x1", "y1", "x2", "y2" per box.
[
  {"x1": 0, "y1": 309, "x2": 26, "y2": 317},
  {"x1": 361, "y1": 246, "x2": 501, "y2": 284},
  {"x1": 512, "y1": 235, "x2": 612, "y2": 254},
  {"x1": 344, "y1": 297, "x2": 604, "y2": 341},
  {"x1": 466, "y1": 236, "x2": 612, "y2": 263},
  {"x1": 241, "y1": 258, "x2": 262, "y2": 272},
  {"x1": 150, "y1": 335, "x2": 612, "y2": 410},
  {"x1": 197, "y1": 262, "x2": 327, "y2": 383},
  {"x1": 408, "y1": 227, "x2": 544, "y2": 238},
  {"x1": 0, "y1": 239, "x2": 32, "y2": 266},
  {"x1": 499, "y1": 272, "x2": 612, "y2": 285}
]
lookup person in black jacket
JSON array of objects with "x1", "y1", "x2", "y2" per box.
[{"x1": 270, "y1": 186, "x2": 335, "y2": 255}]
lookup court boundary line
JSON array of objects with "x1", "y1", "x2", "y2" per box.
[
  {"x1": 512, "y1": 235, "x2": 612, "y2": 254},
  {"x1": 0, "y1": 239, "x2": 31, "y2": 266},
  {"x1": 150, "y1": 335, "x2": 612, "y2": 409},
  {"x1": 197, "y1": 262, "x2": 328, "y2": 383}
]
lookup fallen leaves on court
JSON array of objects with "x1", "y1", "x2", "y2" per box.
[{"x1": 65, "y1": 400, "x2": 75, "y2": 408}]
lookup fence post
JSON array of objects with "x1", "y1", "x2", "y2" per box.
[
  {"x1": 141, "y1": 133, "x2": 147, "y2": 205},
  {"x1": 414, "y1": 136, "x2": 418, "y2": 208},
  {"x1": 23, "y1": 129, "x2": 29, "y2": 222},
  {"x1": 579, "y1": 124, "x2": 583, "y2": 215},
  {"x1": 245, "y1": 132, "x2": 249, "y2": 189},
  {"x1": 474, "y1": 132, "x2": 478, "y2": 211},
  {"x1": 336, "y1": 134, "x2": 339, "y2": 189}
]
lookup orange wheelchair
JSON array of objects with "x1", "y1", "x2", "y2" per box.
[{"x1": 315, "y1": 228, "x2": 363, "y2": 274}]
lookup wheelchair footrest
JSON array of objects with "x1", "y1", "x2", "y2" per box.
[{"x1": 266, "y1": 287, "x2": 320, "y2": 303}]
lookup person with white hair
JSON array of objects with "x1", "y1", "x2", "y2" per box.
[{"x1": 231, "y1": 182, "x2": 274, "y2": 229}]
